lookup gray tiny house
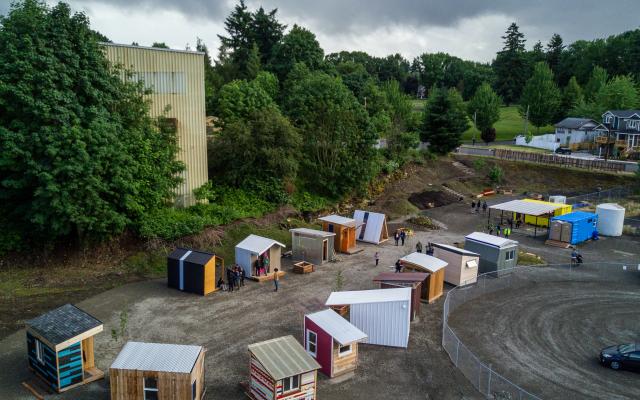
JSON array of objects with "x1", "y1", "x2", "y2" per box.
[
  {"x1": 464, "y1": 232, "x2": 518, "y2": 276},
  {"x1": 290, "y1": 228, "x2": 336, "y2": 266}
]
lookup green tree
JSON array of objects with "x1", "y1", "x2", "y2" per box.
[
  {"x1": 467, "y1": 83, "x2": 501, "y2": 142},
  {"x1": 249, "y1": 6, "x2": 286, "y2": 66},
  {"x1": 245, "y1": 42, "x2": 261, "y2": 80},
  {"x1": 151, "y1": 42, "x2": 169, "y2": 49},
  {"x1": 0, "y1": 0, "x2": 182, "y2": 248},
  {"x1": 382, "y1": 80, "x2": 420, "y2": 159},
  {"x1": 519, "y1": 62, "x2": 561, "y2": 131},
  {"x1": 209, "y1": 107, "x2": 300, "y2": 187},
  {"x1": 493, "y1": 22, "x2": 529, "y2": 105},
  {"x1": 595, "y1": 75, "x2": 639, "y2": 110},
  {"x1": 546, "y1": 33, "x2": 564, "y2": 77},
  {"x1": 584, "y1": 66, "x2": 608, "y2": 101},
  {"x1": 283, "y1": 65, "x2": 376, "y2": 197},
  {"x1": 559, "y1": 76, "x2": 583, "y2": 119},
  {"x1": 217, "y1": 0, "x2": 254, "y2": 79},
  {"x1": 269, "y1": 25, "x2": 324, "y2": 82},
  {"x1": 216, "y1": 77, "x2": 275, "y2": 123},
  {"x1": 420, "y1": 87, "x2": 469, "y2": 154}
]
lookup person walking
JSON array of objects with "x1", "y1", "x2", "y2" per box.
[
  {"x1": 394, "y1": 231, "x2": 400, "y2": 246},
  {"x1": 426, "y1": 242, "x2": 434, "y2": 256},
  {"x1": 416, "y1": 241, "x2": 423, "y2": 253},
  {"x1": 471, "y1": 200, "x2": 476, "y2": 212},
  {"x1": 504, "y1": 227, "x2": 510, "y2": 238},
  {"x1": 482, "y1": 201, "x2": 487, "y2": 214},
  {"x1": 395, "y1": 259, "x2": 402, "y2": 273},
  {"x1": 273, "y1": 268, "x2": 280, "y2": 292},
  {"x1": 400, "y1": 230, "x2": 406, "y2": 246},
  {"x1": 374, "y1": 252, "x2": 380, "y2": 266}
]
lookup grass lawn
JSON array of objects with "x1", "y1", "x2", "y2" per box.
[{"x1": 486, "y1": 144, "x2": 552, "y2": 154}]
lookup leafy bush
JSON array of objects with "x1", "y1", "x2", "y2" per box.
[
  {"x1": 137, "y1": 208, "x2": 217, "y2": 240},
  {"x1": 473, "y1": 158, "x2": 487, "y2": 172},
  {"x1": 381, "y1": 160, "x2": 400, "y2": 174},
  {"x1": 290, "y1": 191, "x2": 331, "y2": 213},
  {"x1": 488, "y1": 165, "x2": 504, "y2": 185}
]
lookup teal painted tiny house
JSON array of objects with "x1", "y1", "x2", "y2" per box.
[{"x1": 25, "y1": 304, "x2": 104, "y2": 393}]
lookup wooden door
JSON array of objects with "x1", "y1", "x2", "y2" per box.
[{"x1": 322, "y1": 239, "x2": 328, "y2": 261}]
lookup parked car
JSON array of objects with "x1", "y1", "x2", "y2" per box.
[
  {"x1": 555, "y1": 147, "x2": 572, "y2": 154},
  {"x1": 600, "y1": 343, "x2": 640, "y2": 371}
]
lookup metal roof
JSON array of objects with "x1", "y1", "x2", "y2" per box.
[
  {"x1": 101, "y1": 42, "x2": 205, "y2": 55},
  {"x1": 552, "y1": 211, "x2": 597, "y2": 223},
  {"x1": 432, "y1": 243, "x2": 479, "y2": 256},
  {"x1": 306, "y1": 309, "x2": 368, "y2": 345},
  {"x1": 235, "y1": 234, "x2": 285, "y2": 255},
  {"x1": 489, "y1": 199, "x2": 561, "y2": 216},
  {"x1": 325, "y1": 287, "x2": 411, "y2": 306},
  {"x1": 318, "y1": 214, "x2": 356, "y2": 227},
  {"x1": 26, "y1": 304, "x2": 102, "y2": 346},
  {"x1": 168, "y1": 248, "x2": 216, "y2": 264},
  {"x1": 248, "y1": 336, "x2": 320, "y2": 380},
  {"x1": 400, "y1": 252, "x2": 448, "y2": 272},
  {"x1": 110, "y1": 342, "x2": 202, "y2": 373},
  {"x1": 289, "y1": 228, "x2": 335, "y2": 237},
  {"x1": 372, "y1": 272, "x2": 429, "y2": 282},
  {"x1": 465, "y1": 232, "x2": 518, "y2": 248}
]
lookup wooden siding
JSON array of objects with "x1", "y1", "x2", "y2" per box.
[
  {"x1": 249, "y1": 355, "x2": 275, "y2": 400},
  {"x1": 331, "y1": 341, "x2": 358, "y2": 377},
  {"x1": 426, "y1": 270, "x2": 445, "y2": 303},
  {"x1": 434, "y1": 248, "x2": 479, "y2": 286},
  {"x1": 110, "y1": 348, "x2": 204, "y2": 400},
  {"x1": 322, "y1": 222, "x2": 356, "y2": 253},
  {"x1": 276, "y1": 371, "x2": 316, "y2": 400},
  {"x1": 26, "y1": 332, "x2": 59, "y2": 391},
  {"x1": 102, "y1": 44, "x2": 208, "y2": 207}
]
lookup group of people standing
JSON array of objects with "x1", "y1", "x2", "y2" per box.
[
  {"x1": 415, "y1": 241, "x2": 434, "y2": 255},
  {"x1": 488, "y1": 223, "x2": 513, "y2": 238},
  {"x1": 471, "y1": 200, "x2": 488, "y2": 214},
  {"x1": 218, "y1": 266, "x2": 246, "y2": 292},
  {"x1": 393, "y1": 229, "x2": 407, "y2": 246},
  {"x1": 254, "y1": 256, "x2": 270, "y2": 277}
]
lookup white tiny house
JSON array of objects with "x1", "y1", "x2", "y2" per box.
[{"x1": 432, "y1": 243, "x2": 479, "y2": 286}]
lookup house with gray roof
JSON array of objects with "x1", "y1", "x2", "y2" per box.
[
  {"x1": 598, "y1": 110, "x2": 640, "y2": 155},
  {"x1": 25, "y1": 304, "x2": 104, "y2": 393},
  {"x1": 554, "y1": 117, "x2": 606, "y2": 147}
]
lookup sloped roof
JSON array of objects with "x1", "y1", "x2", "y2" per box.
[
  {"x1": 318, "y1": 214, "x2": 356, "y2": 227},
  {"x1": 432, "y1": 243, "x2": 479, "y2": 256},
  {"x1": 110, "y1": 342, "x2": 202, "y2": 373},
  {"x1": 325, "y1": 287, "x2": 411, "y2": 306},
  {"x1": 306, "y1": 309, "x2": 367, "y2": 345},
  {"x1": 26, "y1": 304, "x2": 102, "y2": 347},
  {"x1": 465, "y1": 232, "x2": 518, "y2": 248},
  {"x1": 290, "y1": 228, "x2": 335, "y2": 237},
  {"x1": 168, "y1": 248, "x2": 216, "y2": 265},
  {"x1": 372, "y1": 272, "x2": 429, "y2": 282},
  {"x1": 400, "y1": 252, "x2": 448, "y2": 272},
  {"x1": 236, "y1": 234, "x2": 285, "y2": 255},
  {"x1": 248, "y1": 336, "x2": 320, "y2": 380},
  {"x1": 604, "y1": 110, "x2": 640, "y2": 118},
  {"x1": 554, "y1": 117, "x2": 603, "y2": 130}
]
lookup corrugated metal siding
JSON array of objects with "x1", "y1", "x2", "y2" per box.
[
  {"x1": 350, "y1": 301, "x2": 410, "y2": 348},
  {"x1": 102, "y1": 44, "x2": 208, "y2": 207}
]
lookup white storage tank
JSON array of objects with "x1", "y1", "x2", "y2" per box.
[
  {"x1": 549, "y1": 195, "x2": 567, "y2": 204},
  {"x1": 596, "y1": 203, "x2": 625, "y2": 236}
]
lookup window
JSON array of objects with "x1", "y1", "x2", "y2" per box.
[
  {"x1": 143, "y1": 377, "x2": 158, "y2": 400},
  {"x1": 192, "y1": 380, "x2": 197, "y2": 400},
  {"x1": 627, "y1": 352, "x2": 640, "y2": 361},
  {"x1": 35, "y1": 340, "x2": 44, "y2": 365},
  {"x1": 130, "y1": 71, "x2": 186, "y2": 94},
  {"x1": 505, "y1": 250, "x2": 515, "y2": 261},
  {"x1": 604, "y1": 114, "x2": 612, "y2": 124},
  {"x1": 306, "y1": 330, "x2": 317, "y2": 357},
  {"x1": 282, "y1": 375, "x2": 300, "y2": 393},
  {"x1": 338, "y1": 344, "x2": 352, "y2": 357}
]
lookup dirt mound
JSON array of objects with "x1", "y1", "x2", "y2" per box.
[{"x1": 408, "y1": 189, "x2": 460, "y2": 209}]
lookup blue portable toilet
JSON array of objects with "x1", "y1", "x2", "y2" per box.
[{"x1": 549, "y1": 211, "x2": 598, "y2": 245}]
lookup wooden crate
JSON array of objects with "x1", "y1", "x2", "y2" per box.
[{"x1": 293, "y1": 261, "x2": 315, "y2": 274}]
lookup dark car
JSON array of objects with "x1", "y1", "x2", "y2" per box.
[
  {"x1": 555, "y1": 147, "x2": 572, "y2": 155},
  {"x1": 600, "y1": 343, "x2": 640, "y2": 371}
]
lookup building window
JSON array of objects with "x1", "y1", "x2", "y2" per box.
[
  {"x1": 282, "y1": 375, "x2": 300, "y2": 393},
  {"x1": 306, "y1": 330, "x2": 317, "y2": 357},
  {"x1": 604, "y1": 114, "x2": 612, "y2": 124},
  {"x1": 35, "y1": 340, "x2": 44, "y2": 365},
  {"x1": 505, "y1": 250, "x2": 515, "y2": 261},
  {"x1": 338, "y1": 344, "x2": 352, "y2": 357},
  {"x1": 144, "y1": 377, "x2": 159, "y2": 400}
]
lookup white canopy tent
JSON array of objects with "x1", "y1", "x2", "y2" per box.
[{"x1": 488, "y1": 199, "x2": 560, "y2": 236}]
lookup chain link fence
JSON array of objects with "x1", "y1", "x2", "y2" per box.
[
  {"x1": 442, "y1": 262, "x2": 640, "y2": 400},
  {"x1": 565, "y1": 186, "x2": 636, "y2": 206}
]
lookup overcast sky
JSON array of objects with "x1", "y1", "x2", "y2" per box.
[{"x1": 2, "y1": 0, "x2": 639, "y2": 62}]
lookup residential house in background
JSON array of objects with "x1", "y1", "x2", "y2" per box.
[
  {"x1": 554, "y1": 118, "x2": 606, "y2": 147},
  {"x1": 597, "y1": 110, "x2": 640, "y2": 157},
  {"x1": 103, "y1": 43, "x2": 209, "y2": 207}
]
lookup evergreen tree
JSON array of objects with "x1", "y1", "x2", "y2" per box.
[
  {"x1": 217, "y1": 0, "x2": 254, "y2": 79},
  {"x1": 559, "y1": 76, "x2": 583, "y2": 119},
  {"x1": 269, "y1": 25, "x2": 324, "y2": 82},
  {"x1": 420, "y1": 87, "x2": 469, "y2": 154},
  {"x1": 530, "y1": 40, "x2": 546, "y2": 64},
  {"x1": 249, "y1": 6, "x2": 286, "y2": 65},
  {"x1": 151, "y1": 42, "x2": 169, "y2": 49},
  {"x1": 584, "y1": 66, "x2": 608, "y2": 101},
  {"x1": 519, "y1": 62, "x2": 561, "y2": 131},
  {"x1": 546, "y1": 33, "x2": 564, "y2": 77},
  {"x1": 493, "y1": 22, "x2": 529, "y2": 105},
  {"x1": 468, "y1": 83, "x2": 501, "y2": 143},
  {"x1": 245, "y1": 42, "x2": 261, "y2": 80}
]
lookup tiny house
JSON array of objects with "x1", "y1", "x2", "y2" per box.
[
  {"x1": 235, "y1": 234, "x2": 286, "y2": 280},
  {"x1": 110, "y1": 342, "x2": 205, "y2": 400},
  {"x1": 549, "y1": 211, "x2": 598, "y2": 245},
  {"x1": 372, "y1": 272, "x2": 428, "y2": 321},
  {"x1": 325, "y1": 288, "x2": 412, "y2": 348},
  {"x1": 167, "y1": 248, "x2": 223, "y2": 295},
  {"x1": 290, "y1": 228, "x2": 336, "y2": 266},
  {"x1": 399, "y1": 252, "x2": 448, "y2": 303},
  {"x1": 304, "y1": 309, "x2": 368, "y2": 378},
  {"x1": 464, "y1": 232, "x2": 518, "y2": 275},
  {"x1": 25, "y1": 304, "x2": 104, "y2": 393},
  {"x1": 432, "y1": 243, "x2": 480, "y2": 286},
  {"x1": 248, "y1": 336, "x2": 321, "y2": 400},
  {"x1": 353, "y1": 210, "x2": 389, "y2": 244},
  {"x1": 318, "y1": 215, "x2": 358, "y2": 254}
]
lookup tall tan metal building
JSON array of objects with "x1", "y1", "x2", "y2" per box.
[{"x1": 102, "y1": 43, "x2": 208, "y2": 207}]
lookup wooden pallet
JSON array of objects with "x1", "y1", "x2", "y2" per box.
[
  {"x1": 247, "y1": 271, "x2": 286, "y2": 282},
  {"x1": 22, "y1": 376, "x2": 54, "y2": 400},
  {"x1": 545, "y1": 239, "x2": 571, "y2": 248},
  {"x1": 293, "y1": 261, "x2": 315, "y2": 274}
]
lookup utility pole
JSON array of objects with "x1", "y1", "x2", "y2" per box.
[
  {"x1": 473, "y1": 111, "x2": 477, "y2": 146},
  {"x1": 523, "y1": 105, "x2": 529, "y2": 142}
]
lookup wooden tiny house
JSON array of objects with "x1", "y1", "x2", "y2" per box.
[
  {"x1": 110, "y1": 342, "x2": 206, "y2": 400},
  {"x1": 235, "y1": 234, "x2": 286, "y2": 281},
  {"x1": 248, "y1": 336, "x2": 320, "y2": 400},
  {"x1": 432, "y1": 243, "x2": 479, "y2": 286},
  {"x1": 372, "y1": 272, "x2": 428, "y2": 321},
  {"x1": 318, "y1": 215, "x2": 359, "y2": 254},
  {"x1": 399, "y1": 252, "x2": 448, "y2": 303},
  {"x1": 25, "y1": 304, "x2": 104, "y2": 393},
  {"x1": 304, "y1": 309, "x2": 368, "y2": 378},
  {"x1": 167, "y1": 248, "x2": 223, "y2": 295}
]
